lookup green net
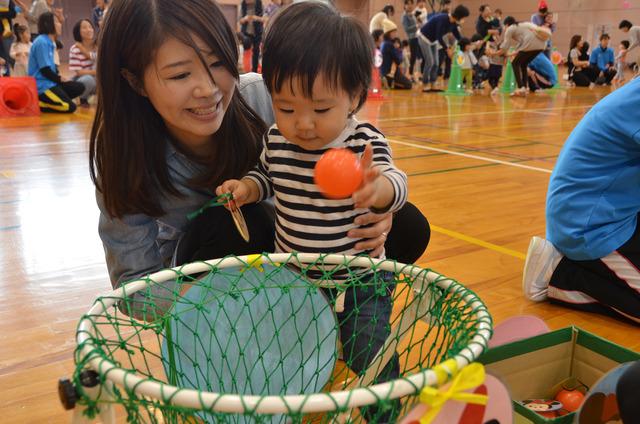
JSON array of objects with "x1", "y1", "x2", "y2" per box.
[{"x1": 73, "y1": 253, "x2": 492, "y2": 423}]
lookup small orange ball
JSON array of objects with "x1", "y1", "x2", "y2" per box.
[
  {"x1": 555, "y1": 389, "x2": 585, "y2": 412},
  {"x1": 314, "y1": 148, "x2": 363, "y2": 199}
]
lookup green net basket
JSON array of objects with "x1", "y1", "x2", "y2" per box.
[{"x1": 71, "y1": 253, "x2": 492, "y2": 423}]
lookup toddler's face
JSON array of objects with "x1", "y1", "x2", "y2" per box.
[{"x1": 271, "y1": 75, "x2": 360, "y2": 150}]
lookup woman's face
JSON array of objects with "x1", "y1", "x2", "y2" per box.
[
  {"x1": 80, "y1": 20, "x2": 95, "y2": 42},
  {"x1": 577, "y1": 39, "x2": 584, "y2": 49},
  {"x1": 142, "y1": 35, "x2": 236, "y2": 156}
]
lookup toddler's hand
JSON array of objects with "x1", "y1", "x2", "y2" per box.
[
  {"x1": 216, "y1": 179, "x2": 251, "y2": 208},
  {"x1": 352, "y1": 144, "x2": 382, "y2": 209}
]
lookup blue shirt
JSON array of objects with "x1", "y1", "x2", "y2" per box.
[
  {"x1": 420, "y1": 13, "x2": 461, "y2": 49},
  {"x1": 380, "y1": 40, "x2": 402, "y2": 76},
  {"x1": 589, "y1": 45, "x2": 615, "y2": 72},
  {"x1": 546, "y1": 77, "x2": 640, "y2": 260},
  {"x1": 28, "y1": 35, "x2": 57, "y2": 94},
  {"x1": 529, "y1": 52, "x2": 557, "y2": 86}
]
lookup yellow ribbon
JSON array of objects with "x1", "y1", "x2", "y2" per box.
[
  {"x1": 245, "y1": 254, "x2": 264, "y2": 273},
  {"x1": 418, "y1": 362, "x2": 489, "y2": 424}
]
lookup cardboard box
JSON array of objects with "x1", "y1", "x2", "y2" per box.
[{"x1": 478, "y1": 326, "x2": 640, "y2": 423}]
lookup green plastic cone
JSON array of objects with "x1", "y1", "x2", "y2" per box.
[
  {"x1": 443, "y1": 46, "x2": 468, "y2": 96},
  {"x1": 500, "y1": 59, "x2": 516, "y2": 94}
]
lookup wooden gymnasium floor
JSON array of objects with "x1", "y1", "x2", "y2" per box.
[{"x1": 2, "y1": 83, "x2": 640, "y2": 422}]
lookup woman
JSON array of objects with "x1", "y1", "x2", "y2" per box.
[
  {"x1": 567, "y1": 35, "x2": 596, "y2": 87},
  {"x1": 69, "y1": 19, "x2": 97, "y2": 107},
  {"x1": 369, "y1": 4, "x2": 394, "y2": 34},
  {"x1": 497, "y1": 16, "x2": 550, "y2": 96},
  {"x1": 28, "y1": 12, "x2": 83, "y2": 113},
  {"x1": 90, "y1": 0, "x2": 430, "y2": 316}
]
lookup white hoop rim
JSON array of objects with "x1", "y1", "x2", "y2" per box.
[{"x1": 76, "y1": 253, "x2": 492, "y2": 415}]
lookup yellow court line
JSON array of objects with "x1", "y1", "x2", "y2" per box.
[{"x1": 431, "y1": 224, "x2": 526, "y2": 260}]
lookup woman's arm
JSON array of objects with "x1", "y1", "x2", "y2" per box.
[{"x1": 96, "y1": 189, "x2": 164, "y2": 289}]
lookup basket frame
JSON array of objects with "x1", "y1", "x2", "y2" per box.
[{"x1": 75, "y1": 253, "x2": 492, "y2": 416}]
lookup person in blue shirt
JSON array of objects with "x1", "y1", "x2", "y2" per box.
[
  {"x1": 527, "y1": 51, "x2": 557, "y2": 91},
  {"x1": 523, "y1": 76, "x2": 640, "y2": 324},
  {"x1": 589, "y1": 33, "x2": 616, "y2": 85},
  {"x1": 418, "y1": 4, "x2": 469, "y2": 92},
  {"x1": 28, "y1": 12, "x2": 83, "y2": 113}
]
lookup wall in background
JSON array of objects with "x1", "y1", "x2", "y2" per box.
[
  {"x1": 12, "y1": 0, "x2": 639, "y2": 63},
  {"x1": 459, "y1": 0, "x2": 639, "y2": 56}
]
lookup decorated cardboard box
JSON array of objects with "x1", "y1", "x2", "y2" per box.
[{"x1": 478, "y1": 326, "x2": 640, "y2": 423}]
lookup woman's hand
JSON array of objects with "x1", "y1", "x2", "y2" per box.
[{"x1": 349, "y1": 211, "x2": 392, "y2": 258}]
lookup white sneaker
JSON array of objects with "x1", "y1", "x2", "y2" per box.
[{"x1": 522, "y1": 237, "x2": 563, "y2": 302}]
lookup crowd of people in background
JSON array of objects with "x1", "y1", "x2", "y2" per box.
[
  {"x1": 0, "y1": 0, "x2": 638, "y2": 113},
  {"x1": 369, "y1": 0, "x2": 638, "y2": 96},
  {"x1": 0, "y1": 0, "x2": 106, "y2": 113}
]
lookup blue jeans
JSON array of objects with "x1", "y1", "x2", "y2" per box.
[
  {"x1": 73, "y1": 74, "x2": 97, "y2": 100},
  {"x1": 324, "y1": 271, "x2": 400, "y2": 423},
  {"x1": 418, "y1": 37, "x2": 439, "y2": 84}
]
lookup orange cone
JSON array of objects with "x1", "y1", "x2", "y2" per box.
[{"x1": 0, "y1": 77, "x2": 41, "y2": 117}]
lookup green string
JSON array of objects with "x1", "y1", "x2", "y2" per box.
[{"x1": 187, "y1": 192, "x2": 232, "y2": 221}]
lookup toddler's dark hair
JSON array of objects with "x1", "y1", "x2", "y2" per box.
[{"x1": 262, "y1": 2, "x2": 373, "y2": 113}]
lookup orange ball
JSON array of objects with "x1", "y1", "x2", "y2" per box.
[
  {"x1": 555, "y1": 389, "x2": 585, "y2": 412},
  {"x1": 314, "y1": 148, "x2": 363, "y2": 199}
]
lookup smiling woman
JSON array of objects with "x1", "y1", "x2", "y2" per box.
[{"x1": 90, "y1": 0, "x2": 273, "y2": 291}]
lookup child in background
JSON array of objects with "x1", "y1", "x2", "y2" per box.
[
  {"x1": 485, "y1": 38, "x2": 504, "y2": 95},
  {"x1": 614, "y1": 40, "x2": 629, "y2": 84},
  {"x1": 217, "y1": 3, "x2": 407, "y2": 422},
  {"x1": 471, "y1": 34, "x2": 487, "y2": 89},
  {"x1": 459, "y1": 37, "x2": 477, "y2": 93},
  {"x1": 10, "y1": 24, "x2": 31, "y2": 76}
]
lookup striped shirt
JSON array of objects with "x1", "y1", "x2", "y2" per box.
[
  {"x1": 68, "y1": 44, "x2": 95, "y2": 73},
  {"x1": 246, "y1": 118, "x2": 408, "y2": 266}
]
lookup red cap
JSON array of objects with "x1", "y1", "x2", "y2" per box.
[{"x1": 538, "y1": 0, "x2": 548, "y2": 10}]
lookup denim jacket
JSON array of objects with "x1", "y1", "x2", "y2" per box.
[{"x1": 97, "y1": 73, "x2": 275, "y2": 288}]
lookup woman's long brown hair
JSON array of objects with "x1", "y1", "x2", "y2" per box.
[{"x1": 90, "y1": 0, "x2": 266, "y2": 219}]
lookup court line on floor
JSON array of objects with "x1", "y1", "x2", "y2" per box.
[
  {"x1": 388, "y1": 138, "x2": 553, "y2": 174},
  {"x1": 431, "y1": 224, "x2": 526, "y2": 260},
  {"x1": 0, "y1": 225, "x2": 20, "y2": 232},
  {"x1": 376, "y1": 104, "x2": 590, "y2": 122}
]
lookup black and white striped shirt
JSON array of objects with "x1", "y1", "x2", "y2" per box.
[{"x1": 246, "y1": 118, "x2": 408, "y2": 261}]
